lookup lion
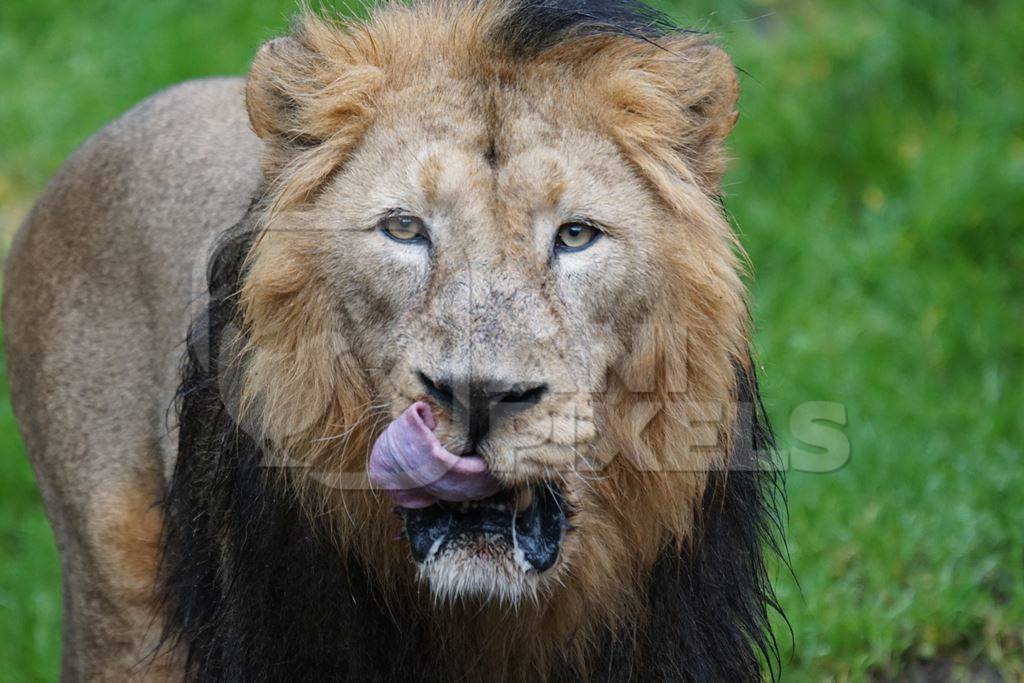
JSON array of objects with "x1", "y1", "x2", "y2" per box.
[{"x1": 2, "y1": 0, "x2": 784, "y2": 679}]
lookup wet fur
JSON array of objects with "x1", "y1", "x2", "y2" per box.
[
  {"x1": 163, "y1": 211, "x2": 784, "y2": 678},
  {"x1": 159, "y1": 0, "x2": 785, "y2": 680},
  {"x1": 163, "y1": 218, "x2": 783, "y2": 677}
]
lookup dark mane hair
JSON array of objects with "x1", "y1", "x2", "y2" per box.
[
  {"x1": 158, "y1": 199, "x2": 440, "y2": 679},
  {"x1": 494, "y1": 0, "x2": 679, "y2": 56},
  {"x1": 156, "y1": 1, "x2": 787, "y2": 680},
  {"x1": 157, "y1": 206, "x2": 786, "y2": 680}
]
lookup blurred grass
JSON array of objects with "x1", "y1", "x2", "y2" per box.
[{"x1": 1, "y1": 0, "x2": 1022, "y2": 680}]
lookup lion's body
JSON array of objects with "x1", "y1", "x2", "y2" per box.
[
  {"x1": 4, "y1": 1, "x2": 783, "y2": 680},
  {"x1": 3, "y1": 78, "x2": 261, "y2": 677}
]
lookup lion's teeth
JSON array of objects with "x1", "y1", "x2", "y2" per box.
[{"x1": 516, "y1": 488, "x2": 533, "y2": 513}]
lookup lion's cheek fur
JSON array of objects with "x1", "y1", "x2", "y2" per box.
[{"x1": 155, "y1": 0, "x2": 784, "y2": 679}]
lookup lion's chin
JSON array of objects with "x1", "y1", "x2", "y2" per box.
[{"x1": 401, "y1": 484, "x2": 570, "y2": 605}]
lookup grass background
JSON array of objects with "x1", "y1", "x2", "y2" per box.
[{"x1": 1, "y1": 0, "x2": 1022, "y2": 680}]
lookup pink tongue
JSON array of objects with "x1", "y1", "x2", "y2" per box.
[{"x1": 368, "y1": 402, "x2": 501, "y2": 509}]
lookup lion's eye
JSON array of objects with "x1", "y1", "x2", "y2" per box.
[
  {"x1": 381, "y1": 215, "x2": 428, "y2": 243},
  {"x1": 554, "y1": 222, "x2": 601, "y2": 253}
]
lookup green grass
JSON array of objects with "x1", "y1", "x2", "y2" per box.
[
  {"x1": 2, "y1": 0, "x2": 1022, "y2": 680},
  {"x1": 704, "y1": 2, "x2": 1024, "y2": 678}
]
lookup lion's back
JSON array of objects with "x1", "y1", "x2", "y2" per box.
[
  {"x1": 2, "y1": 79, "x2": 262, "y2": 673},
  {"x1": 4, "y1": 76, "x2": 262, "y2": 478}
]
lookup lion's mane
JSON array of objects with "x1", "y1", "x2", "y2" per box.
[{"x1": 157, "y1": 1, "x2": 786, "y2": 680}]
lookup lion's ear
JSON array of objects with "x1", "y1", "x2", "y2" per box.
[
  {"x1": 244, "y1": 17, "x2": 385, "y2": 207},
  {"x1": 675, "y1": 43, "x2": 741, "y2": 142},
  {"x1": 246, "y1": 36, "x2": 313, "y2": 143},
  {"x1": 601, "y1": 38, "x2": 740, "y2": 193}
]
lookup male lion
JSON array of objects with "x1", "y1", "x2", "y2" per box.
[{"x1": 3, "y1": 0, "x2": 784, "y2": 679}]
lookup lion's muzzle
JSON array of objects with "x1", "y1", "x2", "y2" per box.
[{"x1": 369, "y1": 401, "x2": 571, "y2": 584}]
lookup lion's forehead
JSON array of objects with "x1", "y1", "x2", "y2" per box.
[{"x1": 353, "y1": 84, "x2": 653, "y2": 244}]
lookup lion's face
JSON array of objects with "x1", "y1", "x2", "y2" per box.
[
  {"x1": 239, "y1": 2, "x2": 748, "y2": 617},
  {"x1": 293, "y1": 80, "x2": 671, "y2": 598}
]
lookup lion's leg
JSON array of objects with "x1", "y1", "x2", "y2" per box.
[
  {"x1": 15, "y1": 413, "x2": 178, "y2": 680},
  {"x1": 7, "y1": 338, "x2": 183, "y2": 679},
  {"x1": 46, "y1": 469, "x2": 179, "y2": 681}
]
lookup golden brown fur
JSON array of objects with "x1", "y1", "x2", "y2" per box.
[{"x1": 226, "y1": 1, "x2": 752, "y2": 678}]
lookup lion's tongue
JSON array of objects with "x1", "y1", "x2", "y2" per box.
[{"x1": 368, "y1": 402, "x2": 501, "y2": 509}]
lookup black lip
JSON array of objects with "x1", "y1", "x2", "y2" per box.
[{"x1": 401, "y1": 484, "x2": 570, "y2": 573}]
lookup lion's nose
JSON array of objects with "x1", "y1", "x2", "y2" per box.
[{"x1": 417, "y1": 371, "x2": 548, "y2": 449}]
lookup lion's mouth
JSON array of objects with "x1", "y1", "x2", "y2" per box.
[{"x1": 401, "y1": 484, "x2": 570, "y2": 572}]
